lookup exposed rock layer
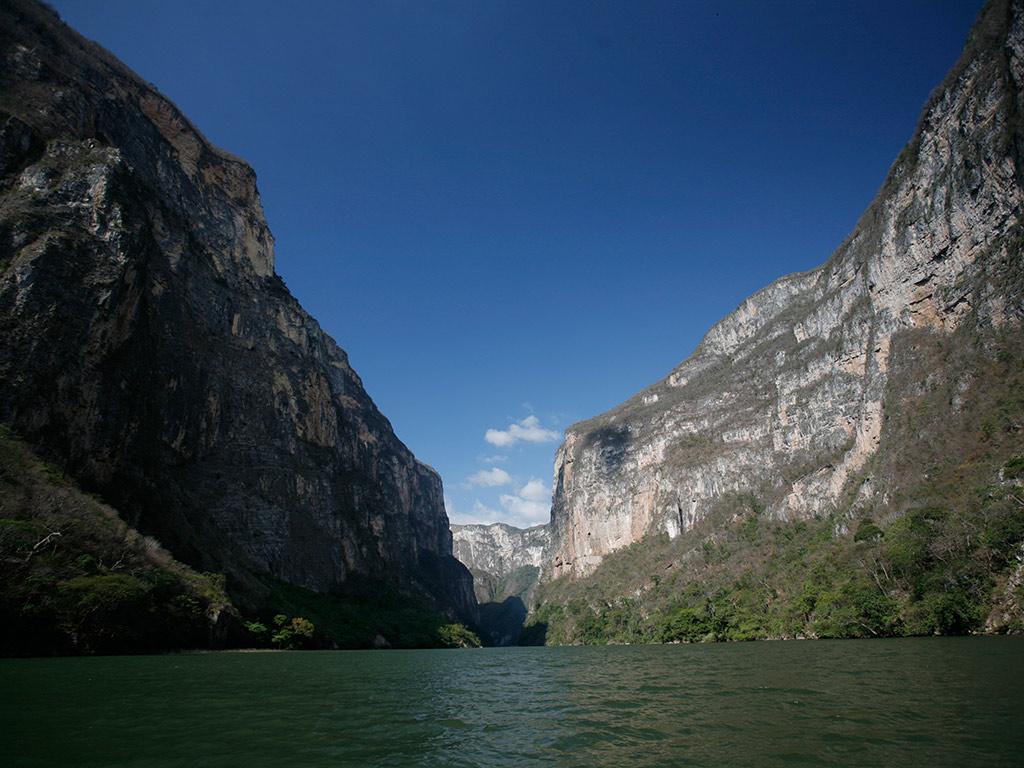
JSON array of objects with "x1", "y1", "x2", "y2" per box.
[
  {"x1": 548, "y1": 0, "x2": 1024, "y2": 580},
  {"x1": 452, "y1": 523, "x2": 549, "y2": 603},
  {"x1": 451, "y1": 522, "x2": 550, "y2": 644},
  {"x1": 0, "y1": 0, "x2": 474, "y2": 616}
]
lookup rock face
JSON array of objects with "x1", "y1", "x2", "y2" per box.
[
  {"x1": 548, "y1": 0, "x2": 1024, "y2": 581},
  {"x1": 0, "y1": 428, "x2": 242, "y2": 656},
  {"x1": 0, "y1": 0, "x2": 474, "y2": 617},
  {"x1": 451, "y1": 523, "x2": 549, "y2": 602},
  {"x1": 452, "y1": 522, "x2": 550, "y2": 644}
]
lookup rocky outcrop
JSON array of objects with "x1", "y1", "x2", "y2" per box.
[
  {"x1": 452, "y1": 522, "x2": 549, "y2": 644},
  {"x1": 452, "y1": 523, "x2": 549, "y2": 582},
  {"x1": 451, "y1": 523, "x2": 549, "y2": 603},
  {"x1": 0, "y1": 0, "x2": 474, "y2": 617},
  {"x1": 548, "y1": 0, "x2": 1024, "y2": 580}
]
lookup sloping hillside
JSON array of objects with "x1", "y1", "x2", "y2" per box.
[
  {"x1": 530, "y1": 0, "x2": 1024, "y2": 643},
  {"x1": 0, "y1": 425, "x2": 239, "y2": 655}
]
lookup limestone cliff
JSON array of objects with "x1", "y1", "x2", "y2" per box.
[
  {"x1": 450, "y1": 522, "x2": 549, "y2": 644},
  {"x1": 548, "y1": 0, "x2": 1024, "y2": 580},
  {"x1": 0, "y1": 0, "x2": 474, "y2": 618},
  {"x1": 452, "y1": 523, "x2": 549, "y2": 603}
]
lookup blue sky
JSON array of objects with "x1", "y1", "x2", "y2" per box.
[{"x1": 51, "y1": 0, "x2": 983, "y2": 527}]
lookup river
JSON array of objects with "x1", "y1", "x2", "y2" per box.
[{"x1": 2, "y1": 637, "x2": 1022, "y2": 766}]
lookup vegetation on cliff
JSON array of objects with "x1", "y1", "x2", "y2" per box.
[
  {"x1": 0, "y1": 426, "x2": 480, "y2": 655},
  {"x1": 525, "y1": 327, "x2": 1024, "y2": 645},
  {"x1": 254, "y1": 580, "x2": 480, "y2": 649},
  {"x1": 0, "y1": 426, "x2": 239, "y2": 655}
]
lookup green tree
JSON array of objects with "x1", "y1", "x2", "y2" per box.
[
  {"x1": 270, "y1": 615, "x2": 316, "y2": 649},
  {"x1": 437, "y1": 623, "x2": 481, "y2": 648}
]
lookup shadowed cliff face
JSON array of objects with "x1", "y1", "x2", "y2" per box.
[
  {"x1": 548, "y1": 0, "x2": 1024, "y2": 580},
  {"x1": 0, "y1": 0, "x2": 474, "y2": 617}
]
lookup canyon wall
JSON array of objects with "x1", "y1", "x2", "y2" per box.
[
  {"x1": 547, "y1": 0, "x2": 1024, "y2": 580},
  {"x1": 0, "y1": 0, "x2": 474, "y2": 617},
  {"x1": 452, "y1": 523, "x2": 549, "y2": 603}
]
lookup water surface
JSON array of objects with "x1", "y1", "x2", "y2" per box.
[{"x1": 2, "y1": 637, "x2": 1022, "y2": 767}]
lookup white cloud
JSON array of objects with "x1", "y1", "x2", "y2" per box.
[
  {"x1": 498, "y1": 495, "x2": 549, "y2": 527},
  {"x1": 498, "y1": 478, "x2": 552, "y2": 527},
  {"x1": 465, "y1": 467, "x2": 511, "y2": 488},
  {"x1": 484, "y1": 415, "x2": 560, "y2": 447},
  {"x1": 446, "y1": 496, "x2": 505, "y2": 526},
  {"x1": 446, "y1": 480, "x2": 552, "y2": 528},
  {"x1": 518, "y1": 478, "x2": 550, "y2": 502},
  {"x1": 471, "y1": 500, "x2": 502, "y2": 522},
  {"x1": 480, "y1": 454, "x2": 508, "y2": 464}
]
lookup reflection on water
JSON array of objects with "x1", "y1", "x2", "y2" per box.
[{"x1": 2, "y1": 637, "x2": 1022, "y2": 767}]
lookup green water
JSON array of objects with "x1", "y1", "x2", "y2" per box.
[{"x1": 2, "y1": 637, "x2": 1022, "y2": 767}]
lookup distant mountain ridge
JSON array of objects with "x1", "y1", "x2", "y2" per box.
[
  {"x1": 451, "y1": 522, "x2": 549, "y2": 603},
  {"x1": 450, "y1": 522, "x2": 550, "y2": 645}
]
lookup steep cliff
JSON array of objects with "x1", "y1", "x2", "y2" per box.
[
  {"x1": 547, "y1": 0, "x2": 1024, "y2": 583},
  {"x1": 0, "y1": 426, "x2": 241, "y2": 655},
  {"x1": 451, "y1": 522, "x2": 549, "y2": 645},
  {"x1": 0, "y1": 0, "x2": 474, "y2": 620},
  {"x1": 452, "y1": 523, "x2": 549, "y2": 603}
]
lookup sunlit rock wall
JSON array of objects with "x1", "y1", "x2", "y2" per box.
[{"x1": 548, "y1": 0, "x2": 1024, "y2": 580}]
